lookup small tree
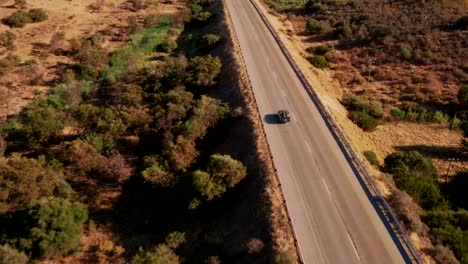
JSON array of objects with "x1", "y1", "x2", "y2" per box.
[
  {"x1": 192, "y1": 154, "x2": 247, "y2": 203},
  {"x1": 186, "y1": 55, "x2": 222, "y2": 87},
  {"x1": 9, "y1": 197, "x2": 88, "y2": 258}
]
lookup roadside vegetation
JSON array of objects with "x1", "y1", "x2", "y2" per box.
[{"x1": 0, "y1": 0, "x2": 284, "y2": 263}]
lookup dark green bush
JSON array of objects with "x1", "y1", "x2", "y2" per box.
[
  {"x1": 383, "y1": 151, "x2": 443, "y2": 210},
  {"x1": 400, "y1": 48, "x2": 412, "y2": 60},
  {"x1": 424, "y1": 210, "x2": 468, "y2": 262},
  {"x1": 305, "y1": 45, "x2": 330, "y2": 55},
  {"x1": 455, "y1": 16, "x2": 468, "y2": 30},
  {"x1": 304, "y1": 1, "x2": 323, "y2": 13},
  {"x1": 306, "y1": 18, "x2": 324, "y2": 34},
  {"x1": 370, "y1": 25, "x2": 392, "y2": 40},
  {"x1": 307, "y1": 55, "x2": 328, "y2": 68},
  {"x1": 333, "y1": 23, "x2": 352, "y2": 39},
  {"x1": 391, "y1": 108, "x2": 406, "y2": 120},
  {"x1": 341, "y1": 93, "x2": 383, "y2": 118},
  {"x1": 458, "y1": 85, "x2": 468, "y2": 107},
  {"x1": 348, "y1": 111, "x2": 379, "y2": 131},
  {"x1": 28, "y1": 8, "x2": 47, "y2": 22},
  {"x1": 9, "y1": 197, "x2": 88, "y2": 258},
  {"x1": 4, "y1": 10, "x2": 31, "y2": 28}
]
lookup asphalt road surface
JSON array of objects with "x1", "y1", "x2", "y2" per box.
[{"x1": 225, "y1": 0, "x2": 409, "y2": 263}]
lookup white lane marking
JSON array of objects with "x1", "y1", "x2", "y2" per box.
[
  {"x1": 321, "y1": 178, "x2": 331, "y2": 197},
  {"x1": 347, "y1": 233, "x2": 361, "y2": 261},
  {"x1": 280, "y1": 88, "x2": 286, "y2": 97},
  {"x1": 304, "y1": 141, "x2": 312, "y2": 153}
]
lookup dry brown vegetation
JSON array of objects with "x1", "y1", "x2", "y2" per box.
[{"x1": 0, "y1": 0, "x2": 182, "y2": 119}]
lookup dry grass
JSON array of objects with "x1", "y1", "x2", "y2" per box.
[{"x1": 0, "y1": 0, "x2": 182, "y2": 119}]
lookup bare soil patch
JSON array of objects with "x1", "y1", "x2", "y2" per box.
[{"x1": 0, "y1": 0, "x2": 182, "y2": 119}]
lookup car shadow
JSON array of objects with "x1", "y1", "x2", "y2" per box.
[{"x1": 264, "y1": 114, "x2": 281, "y2": 124}]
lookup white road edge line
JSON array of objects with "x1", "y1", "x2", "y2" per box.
[
  {"x1": 304, "y1": 141, "x2": 312, "y2": 153},
  {"x1": 347, "y1": 232, "x2": 361, "y2": 261},
  {"x1": 321, "y1": 178, "x2": 331, "y2": 197}
]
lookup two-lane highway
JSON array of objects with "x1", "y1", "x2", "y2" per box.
[{"x1": 225, "y1": 0, "x2": 408, "y2": 263}]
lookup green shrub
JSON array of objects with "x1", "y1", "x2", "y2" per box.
[
  {"x1": 363, "y1": 150, "x2": 379, "y2": 167},
  {"x1": 186, "y1": 3, "x2": 211, "y2": 23},
  {"x1": 391, "y1": 108, "x2": 406, "y2": 120},
  {"x1": 400, "y1": 48, "x2": 412, "y2": 60},
  {"x1": 201, "y1": 33, "x2": 221, "y2": 47},
  {"x1": 307, "y1": 55, "x2": 328, "y2": 68},
  {"x1": 306, "y1": 45, "x2": 330, "y2": 55},
  {"x1": 28, "y1": 8, "x2": 47, "y2": 22},
  {"x1": 0, "y1": 244, "x2": 28, "y2": 264},
  {"x1": 9, "y1": 197, "x2": 88, "y2": 258},
  {"x1": 348, "y1": 111, "x2": 379, "y2": 131},
  {"x1": 192, "y1": 154, "x2": 247, "y2": 205},
  {"x1": 306, "y1": 18, "x2": 324, "y2": 34},
  {"x1": 333, "y1": 23, "x2": 352, "y2": 39},
  {"x1": 383, "y1": 151, "x2": 443, "y2": 210},
  {"x1": 424, "y1": 210, "x2": 468, "y2": 262},
  {"x1": 341, "y1": 93, "x2": 383, "y2": 119},
  {"x1": 4, "y1": 10, "x2": 31, "y2": 28},
  {"x1": 186, "y1": 55, "x2": 222, "y2": 86},
  {"x1": 304, "y1": 1, "x2": 323, "y2": 13}
]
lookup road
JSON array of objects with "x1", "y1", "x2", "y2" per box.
[{"x1": 225, "y1": 0, "x2": 409, "y2": 263}]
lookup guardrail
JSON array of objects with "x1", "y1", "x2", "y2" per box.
[{"x1": 247, "y1": 0, "x2": 425, "y2": 263}]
